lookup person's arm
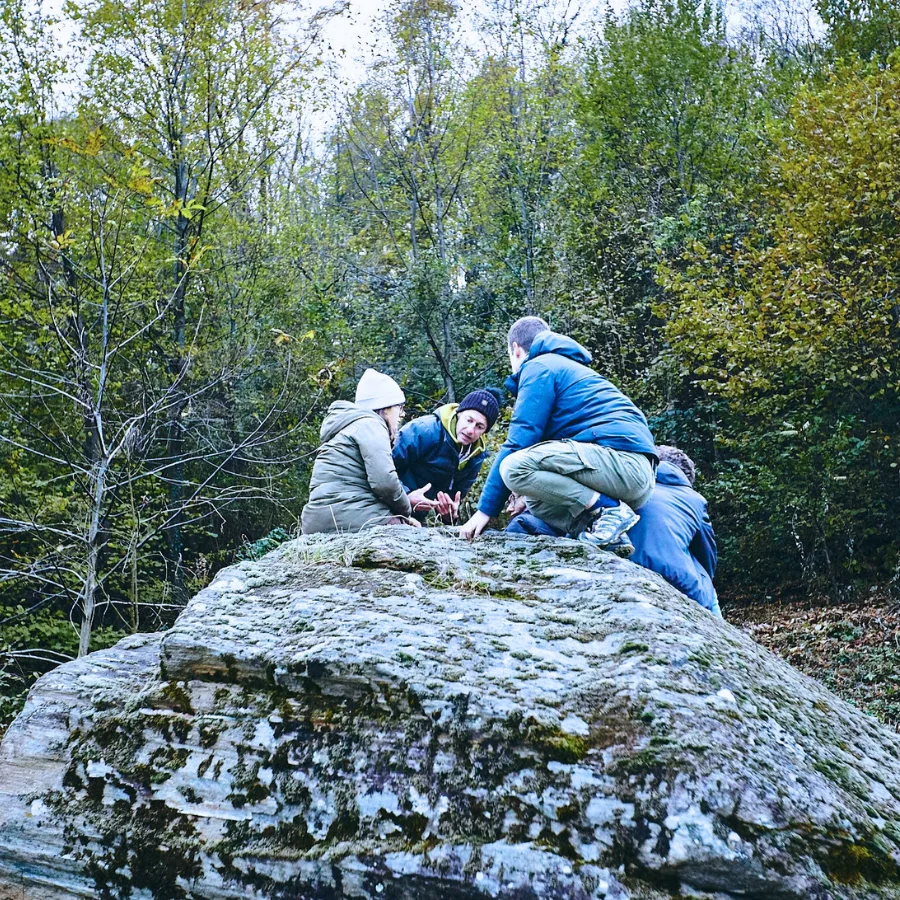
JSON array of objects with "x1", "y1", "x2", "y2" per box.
[
  {"x1": 690, "y1": 503, "x2": 718, "y2": 579},
  {"x1": 476, "y1": 363, "x2": 555, "y2": 518},
  {"x1": 357, "y1": 419, "x2": 412, "y2": 517}
]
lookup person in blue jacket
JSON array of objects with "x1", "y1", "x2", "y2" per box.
[
  {"x1": 628, "y1": 445, "x2": 721, "y2": 616},
  {"x1": 393, "y1": 389, "x2": 502, "y2": 523},
  {"x1": 459, "y1": 316, "x2": 657, "y2": 544}
]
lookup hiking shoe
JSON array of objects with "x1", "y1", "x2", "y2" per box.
[
  {"x1": 577, "y1": 502, "x2": 639, "y2": 546},
  {"x1": 577, "y1": 527, "x2": 636, "y2": 554},
  {"x1": 606, "y1": 531, "x2": 635, "y2": 558}
]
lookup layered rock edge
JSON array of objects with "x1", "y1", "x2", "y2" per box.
[{"x1": 0, "y1": 528, "x2": 898, "y2": 899}]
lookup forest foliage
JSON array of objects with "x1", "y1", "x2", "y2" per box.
[{"x1": 1, "y1": 0, "x2": 899, "y2": 718}]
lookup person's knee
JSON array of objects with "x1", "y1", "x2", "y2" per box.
[{"x1": 500, "y1": 450, "x2": 533, "y2": 493}]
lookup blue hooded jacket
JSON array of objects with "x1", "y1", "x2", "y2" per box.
[
  {"x1": 393, "y1": 404, "x2": 490, "y2": 502},
  {"x1": 629, "y1": 461, "x2": 718, "y2": 611},
  {"x1": 477, "y1": 331, "x2": 657, "y2": 516}
]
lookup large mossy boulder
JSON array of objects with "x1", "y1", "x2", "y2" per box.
[{"x1": 1, "y1": 528, "x2": 900, "y2": 899}]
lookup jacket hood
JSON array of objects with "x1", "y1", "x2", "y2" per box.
[
  {"x1": 436, "y1": 403, "x2": 489, "y2": 466},
  {"x1": 320, "y1": 401, "x2": 385, "y2": 442},
  {"x1": 528, "y1": 331, "x2": 593, "y2": 366},
  {"x1": 656, "y1": 460, "x2": 692, "y2": 487},
  {"x1": 506, "y1": 331, "x2": 594, "y2": 396}
]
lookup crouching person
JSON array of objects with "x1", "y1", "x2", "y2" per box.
[
  {"x1": 393, "y1": 388, "x2": 502, "y2": 523},
  {"x1": 629, "y1": 445, "x2": 722, "y2": 617},
  {"x1": 301, "y1": 369, "x2": 436, "y2": 534},
  {"x1": 460, "y1": 316, "x2": 657, "y2": 547}
]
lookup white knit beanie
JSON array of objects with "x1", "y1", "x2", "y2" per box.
[{"x1": 355, "y1": 368, "x2": 405, "y2": 410}]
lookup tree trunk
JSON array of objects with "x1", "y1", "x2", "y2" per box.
[
  {"x1": 79, "y1": 459, "x2": 108, "y2": 657},
  {"x1": 165, "y1": 20, "x2": 191, "y2": 606},
  {"x1": 166, "y1": 197, "x2": 189, "y2": 607}
]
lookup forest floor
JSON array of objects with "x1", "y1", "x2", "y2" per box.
[{"x1": 725, "y1": 592, "x2": 900, "y2": 731}]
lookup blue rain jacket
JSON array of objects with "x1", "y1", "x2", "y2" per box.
[
  {"x1": 630, "y1": 461, "x2": 719, "y2": 611},
  {"x1": 477, "y1": 332, "x2": 656, "y2": 516},
  {"x1": 393, "y1": 404, "x2": 490, "y2": 502}
]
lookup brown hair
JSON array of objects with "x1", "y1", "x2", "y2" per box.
[
  {"x1": 507, "y1": 316, "x2": 550, "y2": 353},
  {"x1": 656, "y1": 445, "x2": 697, "y2": 485}
]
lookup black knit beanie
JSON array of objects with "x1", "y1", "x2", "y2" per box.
[{"x1": 457, "y1": 388, "x2": 502, "y2": 430}]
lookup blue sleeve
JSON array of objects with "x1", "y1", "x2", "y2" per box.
[
  {"x1": 477, "y1": 363, "x2": 555, "y2": 517},
  {"x1": 393, "y1": 419, "x2": 429, "y2": 493},
  {"x1": 690, "y1": 504, "x2": 717, "y2": 578}
]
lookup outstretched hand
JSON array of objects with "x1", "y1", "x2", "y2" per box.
[
  {"x1": 459, "y1": 510, "x2": 490, "y2": 540},
  {"x1": 435, "y1": 490, "x2": 461, "y2": 522},
  {"x1": 407, "y1": 483, "x2": 439, "y2": 514}
]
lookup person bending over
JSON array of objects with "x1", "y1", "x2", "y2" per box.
[
  {"x1": 459, "y1": 316, "x2": 657, "y2": 547},
  {"x1": 628, "y1": 445, "x2": 721, "y2": 616},
  {"x1": 393, "y1": 388, "x2": 503, "y2": 523},
  {"x1": 301, "y1": 369, "x2": 436, "y2": 534}
]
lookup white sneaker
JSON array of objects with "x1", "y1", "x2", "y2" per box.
[
  {"x1": 606, "y1": 532, "x2": 635, "y2": 557},
  {"x1": 577, "y1": 502, "x2": 639, "y2": 546}
]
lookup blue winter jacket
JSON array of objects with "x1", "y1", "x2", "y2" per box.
[
  {"x1": 477, "y1": 331, "x2": 657, "y2": 516},
  {"x1": 393, "y1": 404, "x2": 490, "y2": 502},
  {"x1": 629, "y1": 461, "x2": 718, "y2": 611}
]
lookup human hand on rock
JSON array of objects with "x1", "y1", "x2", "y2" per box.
[{"x1": 459, "y1": 510, "x2": 490, "y2": 540}]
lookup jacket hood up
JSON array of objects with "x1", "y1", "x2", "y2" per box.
[
  {"x1": 656, "y1": 460, "x2": 692, "y2": 488},
  {"x1": 319, "y1": 401, "x2": 386, "y2": 443},
  {"x1": 436, "y1": 403, "x2": 489, "y2": 467}
]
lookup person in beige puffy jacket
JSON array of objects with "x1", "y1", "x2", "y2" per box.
[{"x1": 301, "y1": 369, "x2": 437, "y2": 534}]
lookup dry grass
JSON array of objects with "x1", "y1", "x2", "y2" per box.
[{"x1": 727, "y1": 595, "x2": 900, "y2": 730}]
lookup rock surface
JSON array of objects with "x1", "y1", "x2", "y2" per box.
[{"x1": 1, "y1": 528, "x2": 900, "y2": 899}]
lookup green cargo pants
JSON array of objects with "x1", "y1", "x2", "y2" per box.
[{"x1": 499, "y1": 440, "x2": 655, "y2": 535}]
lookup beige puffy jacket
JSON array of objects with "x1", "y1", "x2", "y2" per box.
[{"x1": 301, "y1": 402, "x2": 412, "y2": 534}]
